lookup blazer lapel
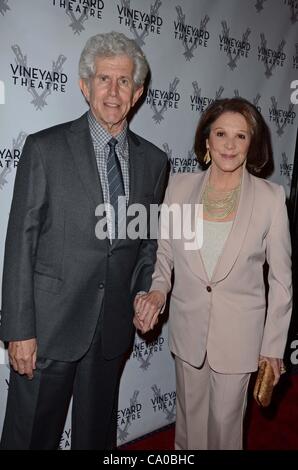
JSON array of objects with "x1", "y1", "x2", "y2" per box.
[
  {"x1": 187, "y1": 169, "x2": 210, "y2": 283},
  {"x1": 211, "y1": 168, "x2": 255, "y2": 283},
  {"x1": 67, "y1": 113, "x2": 104, "y2": 209},
  {"x1": 186, "y1": 168, "x2": 255, "y2": 284}
]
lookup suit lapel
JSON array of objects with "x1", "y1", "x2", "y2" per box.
[
  {"x1": 111, "y1": 131, "x2": 146, "y2": 249},
  {"x1": 67, "y1": 116, "x2": 147, "y2": 248},
  {"x1": 211, "y1": 168, "x2": 254, "y2": 283},
  {"x1": 127, "y1": 131, "x2": 145, "y2": 206},
  {"x1": 67, "y1": 113, "x2": 104, "y2": 209}
]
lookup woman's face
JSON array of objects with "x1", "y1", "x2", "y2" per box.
[{"x1": 206, "y1": 111, "x2": 252, "y2": 176}]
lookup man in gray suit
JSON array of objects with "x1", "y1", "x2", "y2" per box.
[{"x1": 0, "y1": 31, "x2": 168, "y2": 450}]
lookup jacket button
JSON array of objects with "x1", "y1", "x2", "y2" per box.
[
  {"x1": 206, "y1": 285, "x2": 212, "y2": 292},
  {"x1": 99, "y1": 282, "x2": 105, "y2": 290}
]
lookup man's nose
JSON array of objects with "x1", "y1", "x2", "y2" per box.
[{"x1": 108, "y1": 79, "x2": 119, "y2": 96}]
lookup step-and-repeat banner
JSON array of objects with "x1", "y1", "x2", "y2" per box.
[{"x1": 0, "y1": 0, "x2": 297, "y2": 448}]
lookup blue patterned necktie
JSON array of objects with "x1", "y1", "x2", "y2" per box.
[{"x1": 107, "y1": 138, "x2": 125, "y2": 238}]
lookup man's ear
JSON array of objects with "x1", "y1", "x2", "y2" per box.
[
  {"x1": 132, "y1": 85, "x2": 144, "y2": 107},
  {"x1": 79, "y1": 78, "x2": 90, "y2": 102}
]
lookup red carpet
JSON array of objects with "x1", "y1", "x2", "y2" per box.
[{"x1": 121, "y1": 374, "x2": 298, "y2": 450}]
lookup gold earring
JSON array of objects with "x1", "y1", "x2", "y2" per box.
[{"x1": 204, "y1": 148, "x2": 211, "y2": 164}]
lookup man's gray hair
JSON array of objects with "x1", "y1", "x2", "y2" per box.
[{"x1": 79, "y1": 31, "x2": 149, "y2": 88}]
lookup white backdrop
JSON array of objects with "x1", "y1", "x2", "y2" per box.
[{"x1": 0, "y1": 0, "x2": 297, "y2": 448}]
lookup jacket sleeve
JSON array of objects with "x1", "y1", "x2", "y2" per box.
[
  {"x1": 130, "y1": 156, "x2": 169, "y2": 298},
  {"x1": 0, "y1": 135, "x2": 48, "y2": 341},
  {"x1": 149, "y1": 177, "x2": 175, "y2": 298},
  {"x1": 260, "y1": 185, "x2": 292, "y2": 358}
]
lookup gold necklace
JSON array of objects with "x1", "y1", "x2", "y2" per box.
[{"x1": 202, "y1": 182, "x2": 241, "y2": 220}]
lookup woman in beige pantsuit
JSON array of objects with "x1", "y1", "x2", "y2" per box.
[{"x1": 134, "y1": 98, "x2": 292, "y2": 450}]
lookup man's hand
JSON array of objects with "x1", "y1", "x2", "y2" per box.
[
  {"x1": 133, "y1": 291, "x2": 166, "y2": 334},
  {"x1": 8, "y1": 338, "x2": 37, "y2": 379}
]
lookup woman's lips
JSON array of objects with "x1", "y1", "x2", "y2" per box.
[{"x1": 221, "y1": 154, "x2": 236, "y2": 159}]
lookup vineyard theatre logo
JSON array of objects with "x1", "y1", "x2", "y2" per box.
[
  {"x1": 117, "y1": 391, "x2": 142, "y2": 443},
  {"x1": 234, "y1": 89, "x2": 262, "y2": 112},
  {"x1": 269, "y1": 97, "x2": 296, "y2": 136},
  {"x1": 0, "y1": 0, "x2": 10, "y2": 16},
  {"x1": 258, "y1": 34, "x2": 286, "y2": 78},
  {"x1": 58, "y1": 428, "x2": 71, "y2": 450},
  {"x1": 163, "y1": 143, "x2": 199, "y2": 174},
  {"x1": 219, "y1": 21, "x2": 251, "y2": 70},
  {"x1": 117, "y1": 0, "x2": 163, "y2": 47},
  {"x1": 0, "y1": 80, "x2": 4, "y2": 104},
  {"x1": 173, "y1": 6, "x2": 210, "y2": 61},
  {"x1": 10, "y1": 45, "x2": 67, "y2": 110},
  {"x1": 283, "y1": 0, "x2": 298, "y2": 23},
  {"x1": 147, "y1": 78, "x2": 180, "y2": 124},
  {"x1": 52, "y1": 0, "x2": 105, "y2": 34},
  {"x1": 132, "y1": 335, "x2": 165, "y2": 371},
  {"x1": 255, "y1": 0, "x2": 268, "y2": 12},
  {"x1": 280, "y1": 152, "x2": 293, "y2": 186},
  {"x1": 150, "y1": 385, "x2": 176, "y2": 422},
  {"x1": 0, "y1": 132, "x2": 27, "y2": 191},
  {"x1": 190, "y1": 82, "x2": 224, "y2": 113}
]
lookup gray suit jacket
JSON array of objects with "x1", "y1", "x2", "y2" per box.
[{"x1": 0, "y1": 113, "x2": 168, "y2": 361}]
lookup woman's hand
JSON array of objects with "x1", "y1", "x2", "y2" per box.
[
  {"x1": 259, "y1": 355, "x2": 286, "y2": 386},
  {"x1": 133, "y1": 291, "x2": 166, "y2": 334}
]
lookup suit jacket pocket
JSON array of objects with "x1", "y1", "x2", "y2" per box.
[{"x1": 34, "y1": 272, "x2": 63, "y2": 294}]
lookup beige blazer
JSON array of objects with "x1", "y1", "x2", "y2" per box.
[{"x1": 151, "y1": 168, "x2": 292, "y2": 373}]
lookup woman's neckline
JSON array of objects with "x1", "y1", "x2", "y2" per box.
[{"x1": 203, "y1": 219, "x2": 234, "y2": 224}]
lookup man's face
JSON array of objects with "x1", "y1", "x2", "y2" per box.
[{"x1": 80, "y1": 55, "x2": 143, "y2": 136}]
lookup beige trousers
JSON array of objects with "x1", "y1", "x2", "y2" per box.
[{"x1": 174, "y1": 355, "x2": 251, "y2": 450}]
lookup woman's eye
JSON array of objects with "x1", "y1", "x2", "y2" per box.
[
  {"x1": 238, "y1": 134, "x2": 246, "y2": 139},
  {"x1": 216, "y1": 131, "x2": 224, "y2": 137}
]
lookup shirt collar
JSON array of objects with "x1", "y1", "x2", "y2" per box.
[{"x1": 88, "y1": 110, "x2": 128, "y2": 160}]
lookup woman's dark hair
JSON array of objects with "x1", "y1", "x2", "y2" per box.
[{"x1": 194, "y1": 97, "x2": 272, "y2": 175}]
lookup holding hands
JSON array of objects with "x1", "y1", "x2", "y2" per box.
[{"x1": 133, "y1": 290, "x2": 166, "y2": 334}]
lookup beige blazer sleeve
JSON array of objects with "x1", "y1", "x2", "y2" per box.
[
  {"x1": 150, "y1": 180, "x2": 174, "y2": 297},
  {"x1": 260, "y1": 185, "x2": 292, "y2": 358}
]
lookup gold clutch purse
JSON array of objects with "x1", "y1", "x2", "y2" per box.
[{"x1": 253, "y1": 361, "x2": 275, "y2": 407}]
